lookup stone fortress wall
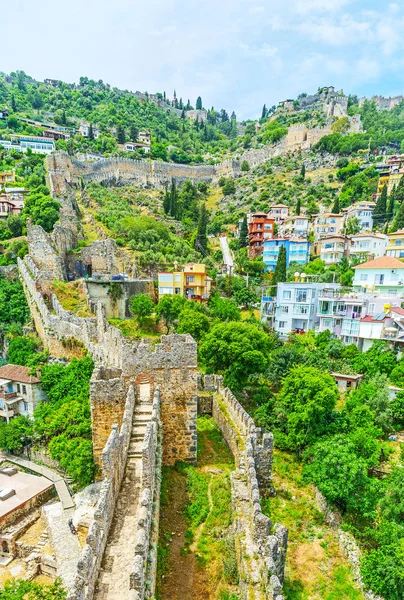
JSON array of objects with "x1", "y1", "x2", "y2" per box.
[
  {"x1": 15, "y1": 151, "x2": 287, "y2": 598},
  {"x1": 199, "y1": 375, "x2": 287, "y2": 600}
]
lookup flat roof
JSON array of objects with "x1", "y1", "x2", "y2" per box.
[{"x1": 0, "y1": 469, "x2": 53, "y2": 521}]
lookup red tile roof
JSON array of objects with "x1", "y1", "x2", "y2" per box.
[
  {"x1": 360, "y1": 315, "x2": 388, "y2": 322},
  {"x1": 390, "y1": 307, "x2": 404, "y2": 316},
  {"x1": 354, "y1": 256, "x2": 404, "y2": 269},
  {"x1": 0, "y1": 364, "x2": 40, "y2": 384}
]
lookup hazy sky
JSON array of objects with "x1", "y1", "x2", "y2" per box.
[{"x1": 3, "y1": 0, "x2": 404, "y2": 118}]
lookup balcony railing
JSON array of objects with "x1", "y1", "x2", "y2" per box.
[{"x1": 0, "y1": 391, "x2": 17, "y2": 400}]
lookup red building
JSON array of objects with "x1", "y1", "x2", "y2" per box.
[{"x1": 248, "y1": 212, "x2": 275, "y2": 256}]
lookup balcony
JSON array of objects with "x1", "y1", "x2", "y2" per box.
[
  {"x1": 0, "y1": 391, "x2": 17, "y2": 400},
  {"x1": 0, "y1": 407, "x2": 16, "y2": 420}
]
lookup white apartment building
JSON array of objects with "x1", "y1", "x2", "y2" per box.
[
  {"x1": 268, "y1": 204, "x2": 289, "y2": 225},
  {"x1": 0, "y1": 365, "x2": 47, "y2": 422},
  {"x1": 349, "y1": 233, "x2": 388, "y2": 261},
  {"x1": 319, "y1": 235, "x2": 348, "y2": 264},
  {"x1": 343, "y1": 201, "x2": 375, "y2": 232},
  {"x1": 281, "y1": 215, "x2": 309, "y2": 238},
  {"x1": 313, "y1": 213, "x2": 344, "y2": 241},
  {"x1": 265, "y1": 282, "x2": 340, "y2": 337}
]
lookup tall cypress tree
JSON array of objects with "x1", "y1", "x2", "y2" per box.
[
  {"x1": 394, "y1": 175, "x2": 404, "y2": 205},
  {"x1": 240, "y1": 215, "x2": 249, "y2": 247},
  {"x1": 163, "y1": 187, "x2": 170, "y2": 215},
  {"x1": 196, "y1": 203, "x2": 209, "y2": 255},
  {"x1": 274, "y1": 245, "x2": 287, "y2": 284},
  {"x1": 300, "y1": 164, "x2": 306, "y2": 180},
  {"x1": 373, "y1": 184, "x2": 387, "y2": 226},
  {"x1": 170, "y1": 180, "x2": 177, "y2": 218},
  {"x1": 387, "y1": 184, "x2": 396, "y2": 221},
  {"x1": 196, "y1": 96, "x2": 203, "y2": 110},
  {"x1": 117, "y1": 124, "x2": 126, "y2": 144},
  {"x1": 261, "y1": 104, "x2": 267, "y2": 119},
  {"x1": 331, "y1": 196, "x2": 340, "y2": 214},
  {"x1": 296, "y1": 198, "x2": 301, "y2": 216},
  {"x1": 88, "y1": 123, "x2": 94, "y2": 141},
  {"x1": 393, "y1": 199, "x2": 404, "y2": 231}
]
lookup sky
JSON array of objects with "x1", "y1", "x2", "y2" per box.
[{"x1": 2, "y1": 0, "x2": 404, "y2": 119}]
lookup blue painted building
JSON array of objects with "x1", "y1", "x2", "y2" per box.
[{"x1": 262, "y1": 238, "x2": 311, "y2": 271}]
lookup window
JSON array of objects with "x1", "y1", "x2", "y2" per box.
[
  {"x1": 175, "y1": 274, "x2": 181, "y2": 282},
  {"x1": 17, "y1": 384, "x2": 21, "y2": 393},
  {"x1": 282, "y1": 290, "x2": 291, "y2": 299},
  {"x1": 159, "y1": 274, "x2": 173, "y2": 283},
  {"x1": 374, "y1": 274, "x2": 384, "y2": 285},
  {"x1": 159, "y1": 287, "x2": 173, "y2": 295},
  {"x1": 186, "y1": 276, "x2": 195, "y2": 283},
  {"x1": 281, "y1": 305, "x2": 289, "y2": 313},
  {"x1": 278, "y1": 321, "x2": 286, "y2": 328},
  {"x1": 23, "y1": 402, "x2": 28, "y2": 412},
  {"x1": 360, "y1": 274, "x2": 368, "y2": 281},
  {"x1": 294, "y1": 304, "x2": 309, "y2": 315},
  {"x1": 22, "y1": 385, "x2": 26, "y2": 394},
  {"x1": 295, "y1": 289, "x2": 308, "y2": 302},
  {"x1": 388, "y1": 290, "x2": 398, "y2": 297},
  {"x1": 369, "y1": 303, "x2": 375, "y2": 314}
]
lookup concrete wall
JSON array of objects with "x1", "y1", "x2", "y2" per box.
[{"x1": 86, "y1": 279, "x2": 155, "y2": 319}]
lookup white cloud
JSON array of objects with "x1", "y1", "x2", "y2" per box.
[
  {"x1": 292, "y1": 0, "x2": 351, "y2": 14},
  {"x1": 240, "y1": 43, "x2": 279, "y2": 57},
  {"x1": 355, "y1": 58, "x2": 381, "y2": 81}
]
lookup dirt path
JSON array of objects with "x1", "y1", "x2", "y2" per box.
[{"x1": 157, "y1": 470, "x2": 208, "y2": 600}]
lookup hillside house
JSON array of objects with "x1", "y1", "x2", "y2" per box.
[
  {"x1": 158, "y1": 263, "x2": 212, "y2": 302},
  {"x1": 353, "y1": 256, "x2": 404, "y2": 295},
  {"x1": 268, "y1": 204, "x2": 288, "y2": 225},
  {"x1": 263, "y1": 238, "x2": 310, "y2": 271},
  {"x1": 248, "y1": 212, "x2": 275, "y2": 256},
  {"x1": 0, "y1": 136, "x2": 55, "y2": 155},
  {"x1": 386, "y1": 230, "x2": 404, "y2": 259},
  {"x1": 318, "y1": 235, "x2": 348, "y2": 264},
  {"x1": 349, "y1": 233, "x2": 388, "y2": 261},
  {"x1": 343, "y1": 201, "x2": 375, "y2": 232},
  {"x1": 356, "y1": 306, "x2": 404, "y2": 351},
  {"x1": 313, "y1": 213, "x2": 344, "y2": 240},
  {"x1": 79, "y1": 122, "x2": 100, "y2": 139},
  {"x1": 0, "y1": 172, "x2": 15, "y2": 186},
  {"x1": 281, "y1": 215, "x2": 309, "y2": 238},
  {"x1": 0, "y1": 196, "x2": 24, "y2": 219},
  {"x1": 0, "y1": 365, "x2": 47, "y2": 422}
]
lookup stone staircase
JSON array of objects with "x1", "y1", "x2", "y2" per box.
[{"x1": 94, "y1": 401, "x2": 153, "y2": 600}]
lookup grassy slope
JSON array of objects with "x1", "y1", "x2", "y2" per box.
[{"x1": 263, "y1": 450, "x2": 364, "y2": 600}]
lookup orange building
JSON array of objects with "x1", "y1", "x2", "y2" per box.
[{"x1": 248, "y1": 212, "x2": 275, "y2": 256}]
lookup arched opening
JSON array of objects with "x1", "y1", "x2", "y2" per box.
[{"x1": 2, "y1": 540, "x2": 9, "y2": 554}]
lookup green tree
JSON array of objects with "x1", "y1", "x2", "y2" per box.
[
  {"x1": 156, "y1": 294, "x2": 187, "y2": 333},
  {"x1": 0, "y1": 577, "x2": 66, "y2": 599},
  {"x1": 7, "y1": 336, "x2": 38, "y2": 366},
  {"x1": 116, "y1": 124, "x2": 126, "y2": 144},
  {"x1": 300, "y1": 163, "x2": 306, "y2": 180},
  {"x1": 208, "y1": 296, "x2": 241, "y2": 322},
  {"x1": 223, "y1": 179, "x2": 236, "y2": 196},
  {"x1": 277, "y1": 366, "x2": 338, "y2": 451},
  {"x1": 296, "y1": 197, "x2": 301, "y2": 215},
  {"x1": 200, "y1": 321, "x2": 275, "y2": 390},
  {"x1": 240, "y1": 160, "x2": 250, "y2": 172},
  {"x1": 273, "y1": 245, "x2": 287, "y2": 285},
  {"x1": 344, "y1": 215, "x2": 361, "y2": 235},
  {"x1": 331, "y1": 116, "x2": 350, "y2": 134},
  {"x1": 0, "y1": 276, "x2": 30, "y2": 326},
  {"x1": 392, "y1": 192, "x2": 404, "y2": 231},
  {"x1": 129, "y1": 123, "x2": 139, "y2": 142},
  {"x1": 0, "y1": 416, "x2": 32, "y2": 454},
  {"x1": 331, "y1": 196, "x2": 340, "y2": 214},
  {"x1": 169, "y1": 180, "x2": 178, "y2": 218},
  {"x1": 387, "y1": 184, "x2": 396, "y2": 221},
  {"x1": 88, "y1": 123, "x2": 94, "y2": 141},
  {"x1": 234, "y1": 287, "x2": 259, "y2": 309},
  {"x1": 163, "y1": 186, "x2": 170, "y2": 215},
  {"x1": 130, "y1": 294, "x2": 154, "y2": 323},
  {"x1": 196, "y1": 96, "x2": 203, "y2": 110},
  {"x1": 23, "y1": 193, "x2": 60, "y2": 232},
  {"x1": 353, "y1": 341, "x2": 397, "y2": 378},
  {"x1": 373, "y1": 184, "x2": 388, "y2": 227},
  {"x1": 177, "y1": 308, "x2": 210, "y2": 341},
  {"x1": 303, "y1": 435, "x2": 377, "y2": 516},
  {"x1": 196, "y1": 203, "x2": 209, "y2": 256},
  {"x1": 261, "y1": 104, "x2": 267, "y2": 119},
  {"x1": 239, "y1": 215, "x2": 249, "y2": 248}
]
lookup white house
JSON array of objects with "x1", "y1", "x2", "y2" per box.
[
  {"x1": 79, "y1": 122, "x2": 100, "y2": 139},
  {"x1": 313, "y1": 213, "x2": 344, "y2": 240},
  {"x1": 349, "y1": 233, "x2": 388, "y2": 261},
  {"x1": 0, "y1": 136, "x2": 55, "y2": 155},
  {"x1": 281, "y1": 215, "x2": 309, "y2": 238},
  {"x1": 0, "y1": 365, "x2": 47, "y2": 422},
  {"x1": 352, "y1": 256, "x2": 404, "y2": 295},
  {"x1": 267, "y1": 282, "x2": 340, "y2": 337},
  {"x1": 268, "y1": 204, "x2": 289, "y2": 225},
  {"x1": 318, "y1": 235, "x2": 348, "y2": 264},
  {"x1": 343, "y1": 201, "x2": 375, "y2": 232},
  {"x1": 358, "y1": 306, "x2": 404, "y2": 351}
]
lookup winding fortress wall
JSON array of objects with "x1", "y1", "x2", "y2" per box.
[{"x1": 199, "y1": 375, "x2": 287, "y2": 600}]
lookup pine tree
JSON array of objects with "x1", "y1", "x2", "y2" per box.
[
  {"x1": 331, "y1": 196, "x2": 340, "y2": 214},
  {"x1": 196, "y1": 96, "x2": 203, "y2": 110},
  {"x1": 394, "y1": 175, "x2": 404, "y2": 205},
  {"x1": 181, "y1": 108, "x2": 185, "y2": 119},
  {"x1": 196, "y1": 203, "x2": 209, "y2": 255},
  {"x1": 163, "y1": 91, "x2": 166, "y2": 102},
  {"x1": 186, "y1": 99, "x2": 191, "y2": 110},
  {"x1": 387, "y1": 185, "x2": 396, "y2": 221},
  {"x1": 231, "y1": 111, "x2": 237, "y2": 121},
  {"x1": 11, "y1": 95, "x2": 16, "y2": 112},
  {"x1": 88, "y1": 123, "x2": 94, "y2": 141},
  {"x1": 130, "y1": 124, "x2": 139, "y2": 142},
  {"x1": 296, "y1": 197, "x2": 301, "y2": 216},
  {"x1": 170, "y1": 180, "x2": 177, "y2": 218},
  {"x1": 300, "y1": 164, "x2": 306, "y2": 180},
  {"x1": 179, "y1": 98, "x2": 183, "y2": 109},
  {"x1": 384, "y1": 221, "x2": 389, "y2": 235},
  {"x1": 163, "y1": 187, "x2": 170, "y2": 215},
  {"x1": 274, "y1": 245, "x2": 287, "y2": 284},
  {"x1": 117, "y1": 124, "x2": 126, "y2": 144},
  {"x1": 373, "y1": 184, "x2": 387, "y2": 226},
  {"x1": 261, "y1": 104, "x2": 267, "y2": 119},
  {"x1": 240, "y1": 215, "x2": 249, "y2": 247},
  {"x1": 61, "y1": 109, "x2": 67, "y2": 125},
  {"x1": 393, "y1": 198, "x2": 404, "y2": 231}
]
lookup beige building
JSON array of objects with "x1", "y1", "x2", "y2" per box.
[
  {"x1": 313, "y1": 213, "x2": 344, "y2": 240},
  {"x1": 0, "y1": 365, "x2": 48, "y2": 422},
  {"x1": 158, "y1": 263, "x2": 212, "y2": 302},
  {"x1": 319, "y1": 235, "x2": 348, "y2": 264}
]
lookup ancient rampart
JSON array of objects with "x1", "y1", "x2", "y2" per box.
[
  {"x1": 199, "y1": 374, "x2": 287, "y2": 600},
  {"x1": 67, "y1": 385, "x2": 136, "y2": 600}
]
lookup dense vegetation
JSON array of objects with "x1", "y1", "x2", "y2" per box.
[{"x1": 0, "y1": 578, "x2": 66, "y2": 599}]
